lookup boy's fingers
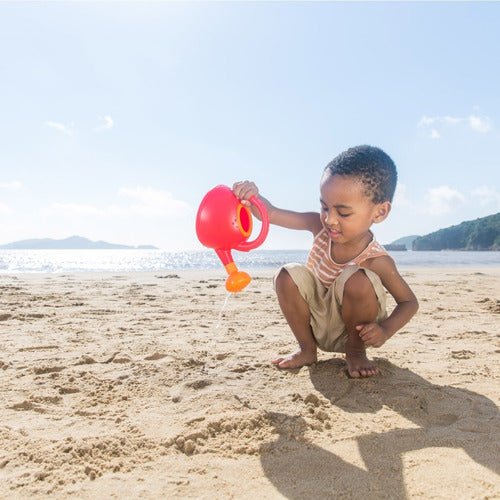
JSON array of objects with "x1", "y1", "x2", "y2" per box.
[
  {"x1": 235, "y1": 186, "x2": 255, "y2": 201},
  {"x1": 357, "y1": 324, "x2": 372, "y2": 335}
]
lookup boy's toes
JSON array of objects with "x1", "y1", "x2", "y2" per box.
[
  {"x1": 272, "y1": 357, "x2": 296, "y2": 369},
  {"x1": 346, "y1": 363, "x2": 379, "y2": 378},
  {"x1": 271, "y1": 350, "x2": 317, "y2": 369},
  {"x1": 273, "y1": 357, "x2": 299, "y2": 369},
  {"x1": 360, "y1": 366, "x2": 378, "y2": 377}
]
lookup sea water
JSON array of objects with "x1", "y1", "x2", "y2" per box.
[{"x1": 0, "y1": 249, "x2": 499, "y2": 273}]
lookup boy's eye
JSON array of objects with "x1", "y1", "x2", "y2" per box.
[{"x1": 338, "y1": 213, "x2": 352, "y2": 218}]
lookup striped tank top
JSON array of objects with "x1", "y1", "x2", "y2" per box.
[{"x1": 306, "y1": 228, "x2": 389, "y2": 289}]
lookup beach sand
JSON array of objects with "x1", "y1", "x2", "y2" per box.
[{"x1": 0, "y1": 268, "x2": 499, "y2": 499}]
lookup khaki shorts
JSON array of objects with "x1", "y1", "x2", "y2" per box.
[{"x1": 273, "y1": 263, "x2": 388, "y2": 352}]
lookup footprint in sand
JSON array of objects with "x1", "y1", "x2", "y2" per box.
[
  {"x1": 17, "y1": 312, "x2": 49, "y2": 320},
  {"x1": 185, "y1": 379, "x2": 212, "y2": 390},
  {"x1": 18, "y1": 345, "x2": 59, "y2": 352},
  {"x1": 57, "y1": 386, "x2": 81, "y2": 395},
  {"x1": 144, "y1": 352, "x2": 168, "y2": 361},
  {"x1": 230, "y1": 364, "x2": 257, "y2": 373},
  {"x1": 428, "y1": 413, "x2": 459, "y2": 426},
  {"x1": 105, "y1": 353, "x2": 132, "y2": 364},
  {"x1": 8, "y1": 400, "x2": 47, "y2": 413},
  {"x1": 451, "y1": 350, "x2": 475, "y2": 359},
  {"x1": 8, "y1": 394, "x2": 62, "y2": 413},
  {"x1": 32, "y1": 366, "x2": 65, "y2": 375},
  {"x1": 74, "y1": 355, "x2": 97, "y2": 365}
]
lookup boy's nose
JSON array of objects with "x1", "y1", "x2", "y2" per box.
[{"x1": 325, "y1": 212, "x2": 338, "y2": 226}]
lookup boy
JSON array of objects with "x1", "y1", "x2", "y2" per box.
[{"x1": 233, "y1": 145, "x2": 418, "y2": 378}]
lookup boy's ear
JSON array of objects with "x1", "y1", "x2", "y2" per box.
[{"x1": 372, "y1": 201, "x2": 391, "y2": 224}]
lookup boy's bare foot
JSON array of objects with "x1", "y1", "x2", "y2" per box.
[
  {"x1": 272, "y1": 349, "x2": 317, "y2": 369},
  {"x1": 345, "y1": 350, "x2": 378, "y2": 378}
]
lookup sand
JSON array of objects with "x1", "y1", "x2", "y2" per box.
[{"x1": 0, "y1": 267, "x2": 499, "y2": 499}]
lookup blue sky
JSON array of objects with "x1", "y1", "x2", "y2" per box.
[{"x1": 1, "y1": 2, "x2": 499, "y2": 250}]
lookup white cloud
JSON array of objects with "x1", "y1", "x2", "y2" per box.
[
  {"x1": 50, "y1": 203, "x2": 104, "y2": 215},
  {"x1": 0, "y1": 181, "x2": 22, "y2": 216},
  {"x1": 471, "y1": 186, "x2": 500, "y2": 208},
  {"x1": 44, "y1": 121, "x2": 74, "y2": 136},
  {"x1": 392, "y1": 183, "x2": 414, "y2": 208},
  {"x1": 417, "y1": 116, "x2": 434, "y2": 127},
  {"x1": 50, "y1": 187, "x2": 191, "y2": 218},
  {"x1": 418, "y1": 115, "x2": 461, "y2": 127},
  {"x1": 118, "y1": 186, "x2": 191, "y2": 216},
  {"x1": 95, "y1": 115, "x2": 114, "y2": 132},
  {"x1": 424, "y1": 185, "x2": 466, "y2": 215},
  {"x1": 0, "y1": 202, "x2": 11, "y2": 215},
  {"x1": 468, "y1": 114, "x2": 492, "y2": 134},
  {"x1": 0, "y1": 181, "x2": 22, "y2": 190},
  {"x1": 430, "y1": 129, "x2": 441, "y2": 140},
  {"x1": 417, "y1": 112, "x2": 493, "y2": 138}
]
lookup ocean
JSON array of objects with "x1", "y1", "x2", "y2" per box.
[{"x1": 0, "y1": 249, "x2": 499, "y2": 273}]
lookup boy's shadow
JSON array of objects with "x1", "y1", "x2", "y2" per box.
[{"x1": 259, "y1": 359, "x2": 499, "y2": 499}]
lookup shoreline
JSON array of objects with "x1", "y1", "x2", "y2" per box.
[{"x1": 1, "y1": 264, "x2": 498, "y2": 274}]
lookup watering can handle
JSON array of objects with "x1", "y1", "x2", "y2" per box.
[{"x1": 234, "y1": 195, "x2": 269, "y2": 252}]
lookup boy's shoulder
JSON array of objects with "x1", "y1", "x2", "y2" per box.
[{"x1": 362, "y1": 253, "x2": 398, "y2": 278}]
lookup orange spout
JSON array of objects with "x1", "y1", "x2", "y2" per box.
[{"x1": 215, "y1": 251, "x2": 251, "y2": 292}]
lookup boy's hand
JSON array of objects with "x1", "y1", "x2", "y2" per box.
[
  {"x1": 356, "y1": 323, "x2": 389, "y2": 348},
  {"x1": 233, "y1": 181, "x2": 259, "y2": 207}
]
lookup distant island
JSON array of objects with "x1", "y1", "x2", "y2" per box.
[
  {"x1": 413, "y1": 213, "x2": 499, "y2": 251},
  {"x1": 384, "y1": 235, "x2": 420, "y2": 251},
  {"x1": 0, "y1": 236, "x2": 158, "y2": 250}
]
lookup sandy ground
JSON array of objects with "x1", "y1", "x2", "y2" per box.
[{"x1": 0, "y1": 267, "x2": 499, "y2": 499}]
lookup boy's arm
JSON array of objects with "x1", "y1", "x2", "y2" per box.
[
  {"x1": 233, "y1": 181, "x2": 323, "y2": 235},
  {"x1": 259, "y1": 195, "x2": 322, "y2": 233},
  {"x1": 359, "y1": 256, "x2": 419, "y2": 347}
]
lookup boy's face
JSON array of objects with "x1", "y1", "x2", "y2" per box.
[{"x1": 319, "y1": 173, "x2": 390, "y2": 244}]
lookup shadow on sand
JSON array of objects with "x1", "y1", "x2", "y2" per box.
[{"x1": 259, "y1": 359, "x2": 499, "y2": 499}]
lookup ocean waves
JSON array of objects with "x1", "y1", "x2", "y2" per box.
[{"x1": 0, "y1": 249, "x2": 498, "y2": 273}]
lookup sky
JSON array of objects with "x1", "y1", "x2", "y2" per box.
[{"x1": 0, "y1": 1, "x2": 499, "y2": 250}]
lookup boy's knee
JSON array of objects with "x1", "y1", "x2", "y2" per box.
[
  {"x1": 275, "y1": 268, "x2": 294, "y2": 293},
  {"x1": 343, "y1": 270, "x2": 376, "y2": 302}
]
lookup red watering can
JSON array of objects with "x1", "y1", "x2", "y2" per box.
[{"x1": 195, "y1": 185, "x2": 269, "y2": 292}]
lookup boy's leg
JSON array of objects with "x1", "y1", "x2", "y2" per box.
[
  {"x1": 341, "y1": 270, "x2": 379, "y2": 378},
  {"x1": 273, "y1": 268, "x2": 317, "y2": 369}
]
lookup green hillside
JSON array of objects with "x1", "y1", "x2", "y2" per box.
[
  {"x1": 389, "y1": 235, "x2": 420, "y2": 250},
  {"x1": 413, "y1": 213, "x2": 500, "y2": 251}
]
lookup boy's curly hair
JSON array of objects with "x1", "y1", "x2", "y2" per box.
[{"x1": 324, "y1": 145, "x2": 398, "y2": 203}]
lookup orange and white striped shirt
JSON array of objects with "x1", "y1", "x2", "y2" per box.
[{"x1": 306, "y1": 228, "x2": 388, "y2": 289}]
